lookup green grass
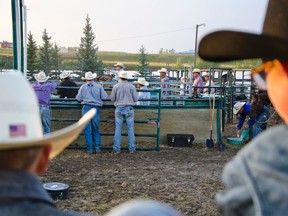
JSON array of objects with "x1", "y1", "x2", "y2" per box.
[
  {"x1": 0, "y1": 48, "x2": 13, "y2": 57},
  {"x1": 0, "y1": 48, "x2": 261, "y2": 70}
]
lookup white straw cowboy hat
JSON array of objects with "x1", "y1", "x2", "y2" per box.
[
  {"x1": 34, "y1": 71, "x2": 49, "y2": 82},
  {"x1": 134, "y1": 78, "x2": 149, "y2": 86},
  {"x1": 233, "y1": 101, "x2": 246, "y2": 115},
  {"x1": 192, "y1": 68, "x2": 201, "y2": 74},
  {"x1": 159, "y1": 68, "x2": 167, "y2": 73},
  {"x1": 60, "y1": 71, "x2": 71, "y2": 79},
  {"x1": 202, "y1": 72, "x2": 210, "y2": 77},
  {"x1": 0, "y1": 72, "x2": 96, "y2": 159},
  {"x1": 81, "y1": 72, "x2": 97, "y2": 80},
  {"x1": 114, "y1": 62, "x2": 125, "y2": 69},
  {"x1": 118, "y1": 70, "x2": 128, "y2": 79}
]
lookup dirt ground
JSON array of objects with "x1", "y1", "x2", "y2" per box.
[{"x1": 41, "y1": 122, "x2": 245, "y2": 216}]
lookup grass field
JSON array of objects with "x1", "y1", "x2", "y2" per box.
[{"x1": 0, "y1": 48, "x2": 262, "y2": 70}]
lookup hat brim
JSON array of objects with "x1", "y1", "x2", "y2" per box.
[
  {"x1": 233, "y1": 103, "x2": 245, "y2": 115},
  {"x1": 114, "y1": 64, "x2": 125, "y2": 69},
  {"x1": 81, "y1": 74, "x2": 97, "y2": 80},
  {"x1": 60, "y1": 74, "x2": 70, "y2": 79},
  {"x1": 0, "y1": 109, "x2": 96, "y2": 159},
  {"x1": 134, "y1": 81, "x2": 149, "y2": 86},
  {"x1": 199, "y1": 31, "x2": 288, "y2": 62},
  {"x1": 35, "y1": 76, "x2": 49, "y2": 82},
  {"x1": 233, "y1": 108, "x2": 239, "y2": 115}
]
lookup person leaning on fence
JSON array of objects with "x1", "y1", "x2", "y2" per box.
[
  {"x1": 110, "y1": 70, "x2": 138, "y2": 154},
  {"x1": 57, "y1": 71, "x2": 78, "y2": 98},
  {"x1": 32, "y1": 71, "x2": 57, "y2": 134},
  {"x1": 199, "y1": 0, "x2": 288, "y2": 215},
  {"x1": 134, "y1": 77, "x2": 150, "y2": 105},
  {"x1": 76, "y1": 72, "x2": 108, "y2": 154},
  {"x1": 233, "y1": 101, "x2": 269, "y2": 140},
  {"x1": 0, "y1": 72, "x2": 96, "y2": 216},
  {"x1": 114, "y1": 62, "x2": 125, "y2": 71},
  {"x1": 191, "y1": 68, "x2": 203, "y2": 98},
  {"x1": 179, "y1": 77, "x2": 187, "y2": 96},
  {"x1": 159, "y1": 68, "x2": 171, "y2": 98},
  {"x1": 202, "y1": 72, "x2": 215, "y2": 94}
]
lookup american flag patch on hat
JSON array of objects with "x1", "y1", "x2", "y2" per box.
[{"x1": 9, "y1": 124, "x2": 26, "y2": 137}]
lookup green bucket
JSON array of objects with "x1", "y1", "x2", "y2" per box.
[
  {"x1": 227, "y1": 137, "x2": 244, "y2": 145},
  {"x1": 227, "y1": 129, "x2": 249, "y2": 145}
]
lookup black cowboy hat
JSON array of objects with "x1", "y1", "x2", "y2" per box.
[{"x1": 199, "y1": 0, "x2": 288, "y2": 62}]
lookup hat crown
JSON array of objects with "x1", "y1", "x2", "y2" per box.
[
  {"x1": 119, "y1": 70, "x2": 128, "y2": 79},
  {"x1": 263, "y1": 0, "x2": 288, "y2": 39},
  {"x1": 0, "y1": 72, "x2": 43, "y2": 143},
  {"x1": 136, "y1": 78, "x2": 149, "y2": 86},
  {"x1": 159, "y1": 68, "x2": 167, "y2": 73},
  {"x1": 193, "y1": 68, "x2": 201, "y2": 73},
  {"x1": 60, "y1": 71, "x2": 70, "y2": 79},
  {"x1": 202, "y1": 72, "x2": 210, "y2": 76},
  {"x1": 84, "y1": 72, "x2": 97, "y2": 80},
  {"x1": 114, "y1": 62, "x2": 125, "y2": 69},
  {"x1": 233, "y1": 102, "x2": 245, "y2": 114},
  {"x1": 35, "y1": 71, "x2": 49, "y2": 82}
]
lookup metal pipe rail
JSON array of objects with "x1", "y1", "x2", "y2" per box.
[{"x1": 50, "y1": 89, "x2": 162, "y2": 151}]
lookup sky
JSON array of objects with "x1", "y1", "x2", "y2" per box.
[{"x1": 1, "y1": 0, "x2": 269, "y2": 54}]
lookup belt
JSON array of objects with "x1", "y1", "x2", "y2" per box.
[
  {"x1": 83, "y1": 104, "x2": 100, "y2": 107},
  {"x1": 39, "y1": 104, "x2": 49, "y2": 108}
]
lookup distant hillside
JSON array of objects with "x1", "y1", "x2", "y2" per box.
[{"x1": 0, "y1": 48, "x2": 261, "y2": 70}]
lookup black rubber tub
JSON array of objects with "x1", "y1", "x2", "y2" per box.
[{"x1": 43, "y1": 182, "x2": 70, "y2": 200}]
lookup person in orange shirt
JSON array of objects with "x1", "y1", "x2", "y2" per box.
[{"x1": 199, "y1": 0, "x2": 288, "y2": 215}]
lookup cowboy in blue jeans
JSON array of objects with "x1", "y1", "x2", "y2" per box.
[
  {"x1": 76, "y1": 72, "x2": 108, "y2": 153},
  {"x1": 110, "y1": 70, "x2": 138, "y2": 153},
  {"x1": 233, "y1": 101, "x2": 269, "y2": 141},
  {"x1": 32, "y1": 71, "x2": 57, "y2": 134}
]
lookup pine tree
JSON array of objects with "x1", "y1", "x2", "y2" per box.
[
  {"x1": 78, "y1": 14, "x2": 102, "y2": 72},
  {"x1": 138, "y1": 45, "x2": 149, "y2": 77},
  {"x1": 50, "y1": 43, "x2": 61, "y2": 71},
  {"x1": 27, "y1": 31, "x2": 38, "y2": 74},
  {"x1": 38, "y1": 29, "x2": 53, "y2": 73}
]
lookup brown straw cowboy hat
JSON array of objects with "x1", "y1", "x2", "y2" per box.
[{"x1": 199, "y1": 0, "x2": 288, "y2": 62}]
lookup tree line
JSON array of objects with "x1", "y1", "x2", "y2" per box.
[
  {"x1": 26, "y1": 14, "x2": 150, "y2": 77},
  {"x1": 27, "y1": 15, "x2": 103, "y2": 76}
]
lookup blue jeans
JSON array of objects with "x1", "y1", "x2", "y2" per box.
[
  {"x1": 40, "y1": 106, "x2": 50, "y2": 134},
  {"x1": 251, "y1": 106, "x2": 270, "y2": 139},
  {"x1": 82, "y1": 105, "x2": 101, "y2": 152},
  {"x1": 113, "y1": 107, "x2": 136, "y2": 152}
]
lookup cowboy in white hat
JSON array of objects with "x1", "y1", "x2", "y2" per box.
[
  {"x1": 114, "y1": 62, "x2": 125, "y2": 70},
  {"x1": 76, "y1": 72, "x2": 108, "y2": 154},
  {"x1": 158, "y1": 68, "x2": 170, "y2": 98},
  {"x1": 191, "y1": 68, "x2": 204, "y2": 97},
  {"x1": 81, "y1": 71, "x2": 97, "y2": 81},
  {"x1": 0, "y1": 72, "x2": 95, "y2": 216},
  {"x1": 134, "y1": 78, "x2": 150, "y2": 105},
  {"x1": 202, "y1": 72, "x2": 215, "y2": 94},
  {"x1": 232, "y1": 99, "x2": 269, "y2": 140},
  {"x1": 57, "y1": 71, "x2": 78, "y2": 98},
  {"x1": 199, "y1": 0, "x2": 286, "y2": 214},
  {"x1": 32, "y1": 71, "x2": 57, "y2": 134},
  {"x1": 110, "y1": 70, "x2": 138, "y2": 153}
]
